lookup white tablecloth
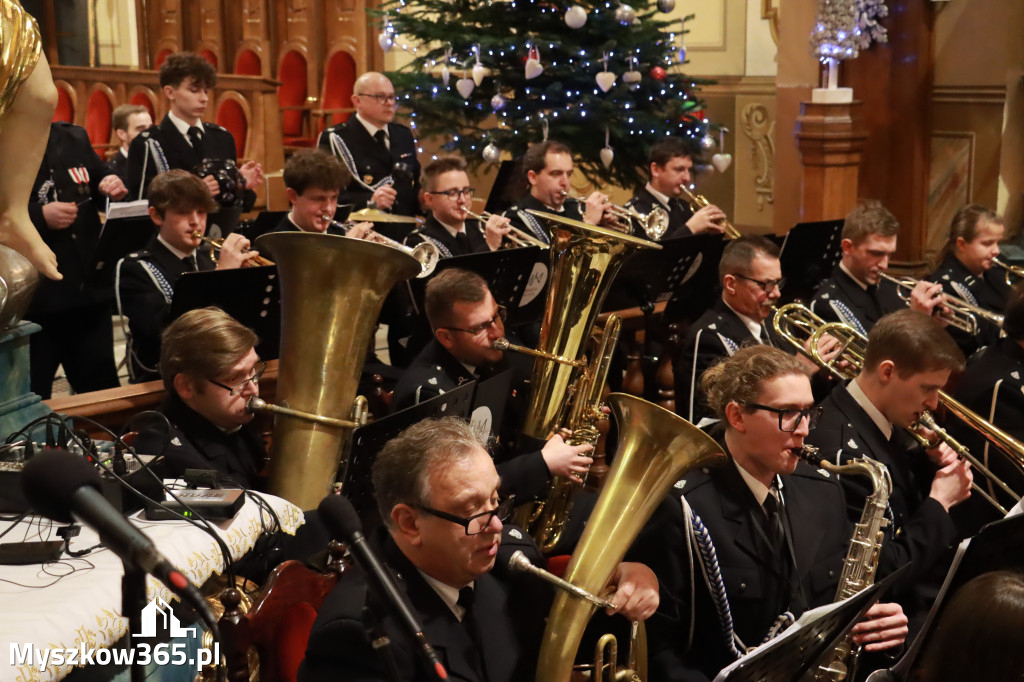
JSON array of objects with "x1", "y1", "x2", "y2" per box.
[{"x1": 0, "y1": 493, "x2": 303, "y2": 682}]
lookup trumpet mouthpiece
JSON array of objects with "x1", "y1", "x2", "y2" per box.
[{"x1": 246, "y1": 396, "x2": 268, "y2": 414}]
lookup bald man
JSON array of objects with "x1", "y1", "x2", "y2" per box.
[{"x1": 317, "y1": 72, "x2": 421, "y2": 217}]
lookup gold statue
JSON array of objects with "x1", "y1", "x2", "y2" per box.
[{"x1": 0, "y1": 0, "x2": 61, "y2": 281}]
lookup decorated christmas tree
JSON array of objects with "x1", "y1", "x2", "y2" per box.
[{"x1": 374, "y1": 0, "x2": 714, "y2": 188}]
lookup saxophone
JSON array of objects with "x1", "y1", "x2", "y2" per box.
[{"x1": 797, "y1": 445, "x2": 893, "y2": 682}]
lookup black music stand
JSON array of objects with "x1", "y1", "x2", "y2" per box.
[
  {"x1": 238, "y1": 210, "x2": 289, "y2": 240},
  {"x1": 90, "y1": 215, "x2": 155, "y2": 288},
  {"x1": 660, "y1": 233, "x2": 730, "y2": 323},
  {"x1": 169, "y1": 266, "x2": 281, "y2": 359},
  {"x1": 342, "y1": 383, "x2": 476, "y2": 528},
  {"x1": 778, "y1": 219, "x2": 844, "y2": 304},
  {"x1": 713, "y1": 568, "x2": 907, "y2": 682},
  {"x1": 469, "y1": 370, "x2": 513, "y2": 448},
  {"x1": 483, "y1": 160, "x2": 524, "y2": 216},
  {"x1": 206, "y1": 206, "x2": 243, "y2": 240}
]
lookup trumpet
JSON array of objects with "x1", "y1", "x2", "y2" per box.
[
  {"x1": 993, "y1": 257, "x2": 1024, "y2": 287},
  {"x1": 772, "y1": 303, "x2": 1024, "y2": 514},
  {"x1": 878, "y1": 272, "x2": 1004, "y2": 334},
  {"x1": 321, "y1": 214, "x2": 439, "y2": 278},
  {"x1": 677, "y1": 183, "x2": 742, "y2": 239},
  {"x1": 191, "y1": 231, "x2": 274, "y2": 267},
  {"x1": 558, "y1": 190, "x2": 670, "y2": 239},
  {"x1": 460, "y1": 207, "x2": 549, "y2": 249}
]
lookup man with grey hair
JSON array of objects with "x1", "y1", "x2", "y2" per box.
[
  {"x1": 300, "y1": 417, "x2": 660, "y2": 682},
  {"x1": 317, "y1": 71, "x2": 421, "y2": 216}
]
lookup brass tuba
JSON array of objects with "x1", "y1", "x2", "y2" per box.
[
  {"x1": 535, "y1": 393, "x2": 726, "y2": 682},
  {"x1": 253, "y1": 232, "x2": 419, "y2": 509}
]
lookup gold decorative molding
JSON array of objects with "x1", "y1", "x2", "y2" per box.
[
  {"x1": 698, "y1": 76, "x2": 776, "y2": 97},
  {"x1": 741, "y1": 103, "x2": 775, "y2": 211},
  {"x1": 761, "y1": 0, "x2": 779, "y2": 46},
  {"x1": 932, "y1": 85, "x2": 1007, "y2": 105}
]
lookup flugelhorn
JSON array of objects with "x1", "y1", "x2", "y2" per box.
[
  {"x1": 558, "y1": 190, "x2": 669, "y2": 239},
  {"x1": 878, "y1": 272, "x2": 1004, "y2": 334},
  {"x1": 191, "y1": 231, "x2": 274, "y2": 266},
  {"x1": 677, "y1": 183, "x2": 741, "y2": 239},
  {"x1": 993, "y1": 257, "x2": 1024, "y2": 287},
  {"x1": 321, "y1": 214, "x2": 439, "y2": 278},
  {"x1": 460, "y1": 206, "x2": 549, "y2": 249}
]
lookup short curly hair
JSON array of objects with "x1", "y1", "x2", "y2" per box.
[{"x1": 159, "y1": 52, "x2": 217, "y2": 90}]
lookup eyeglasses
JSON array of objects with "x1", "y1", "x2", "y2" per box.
[
  {"x1": 734, "y1": 273, "x2": 786, "y2": 295},
  {"x1": 742, "y1": 403, "x2": 823, "y2": 432},
  {"x1": 427, "y1": 187, "x2": 476, "y2": 200},
  {"x1": 357, "y1": 93, "x2": 397, "y2": 104},
  {"x1": 441, "y1": 305, "x2": 507, "y2": 337},
  {"x1": 418, "y1": 496, "x2": 516, "y2": 535},
  {"x1": 208, "y1": 361, "x2": 267, "y2": 397}
]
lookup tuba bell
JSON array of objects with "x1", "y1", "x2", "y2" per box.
[{"x1": 253, "y1": 232, "x2": 419, "y2": 509}]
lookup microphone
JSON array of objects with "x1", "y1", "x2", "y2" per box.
[
  {"x1": 22, "y1": 451, "x2": 217, "y2": 630},
  {"x1": 317, "y1": 495, "x2": 448, "y2": 681}
]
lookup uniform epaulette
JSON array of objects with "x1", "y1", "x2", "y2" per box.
[
  {"x1": 205, "y1": 122, "x2": 227, "y2": 132},
  {"x1": 124, "y1": 249, "x2": 152, "y2": 260}
]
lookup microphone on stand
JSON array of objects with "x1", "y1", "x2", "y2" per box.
[{"x1": 317, "y1": 494, "x2": 448, "y2": 681}]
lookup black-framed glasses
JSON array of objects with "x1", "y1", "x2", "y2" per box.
[
  {"x1": 418, "y1": 496, "x2": 516, "y2": 535},
  {"x1": 742, "y1": 403, "x2": 823, "y2": 432},
  {"x1": 734, "y1": 273, "x2": 786, "y2": 295},
  {"x1": 208, "y1": 361, "x2": 268, "y2": 397},
  {"x1": 357, "y1": 93, "x2": 397, "y2": 104},
  {"x1": 441, "y1": 305, "x2": 507, "y2": 337},
  {"x1": 427, "y1": 187, "x2": 476, "y2": 200}
]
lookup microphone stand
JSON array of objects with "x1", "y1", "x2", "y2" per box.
[
  {"x1": 363, "y1": 605, "x2": 402, "y2": 682},
  {"x1": 122, "y1": 564, "x2": 147, "y2": 682}
]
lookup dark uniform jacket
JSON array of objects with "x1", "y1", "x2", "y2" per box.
[
  {"x1": 391, "y1": 339, "x2": 550, "y2": 500},
  {"x1": 299, "y1": 527, "x2": 549, "y2": 682},
  {"x1": 630, "y1": 455, "x2": 850, "y2": 682},
  {"x1": 625, "y1": 185, "x2": 695, "y2": 240},
  {"x1": 106, "y1": 148, "x2": 129, "y2": 181},
  {"x1": 132, "y1": 392, "x2": 267, "y2": 491},
  {"x1": 414, "y1": 215, "x2": 491, "y2": 258},
  {"x1": 805, "y1": 382, "x2": 959, "y2": 617},
  {"x1": 317, "y1": 119, "x2": 421, "y2": 217},
  {"x1": 117, "y1": 235, "x2": 215, "y2": 381},
  {"x1": 125, "y1": 116, "x2": 255, "y2": 209},
  {"x1": 809, "y1": 265, "x2": 906, "y2": 337},
  {"x1": 502, "y1": 194, "x2": 586, "y2": 246},
  {"x1": 929, "y1": 253, "x2": 1009, "y2": 355}
]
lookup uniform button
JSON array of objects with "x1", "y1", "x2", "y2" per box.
[
  {"x1": 738, "y1": 582, "x2": 747, "y2": 591},
  {"x1": 828, "y1": 569, "x2": 836, "y2": 578}
]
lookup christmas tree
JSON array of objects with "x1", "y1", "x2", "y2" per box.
[{"x1": 375, "y1": 0, "x2": 713, "y2": 188}]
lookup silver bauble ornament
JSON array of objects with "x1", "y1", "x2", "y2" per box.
[
  {"x1": 564, "y1": 5, "x2": 588, "y2": 29},
  {"x1": 483, "y1": 143, "x2": 501, "y2": 163},
  {"x1": 657, "y1": 0, "x2": 675, "y2": 12},
  {"x1": 491, "y1": 93, "x2": 507, "y2": 111},
  {"x1": 614, "y1": 4, "x2": 636, "y2": 24},
  {"x1": 700, "y1": 133, "x2": 716, "y2": 152}
]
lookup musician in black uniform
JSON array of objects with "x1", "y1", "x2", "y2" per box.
[
  {"x1": 300, "y1": 417, "x2": 660, "y2": 682},
  {"x1": 502, "y1": 140, "x2": 612, "y2": 244},
  {"x1": 125, "y1": 53, "x2": 263, "y2": 207},
  {"x1": 116, "y1": 171, "x2": 260, "y2": 382},
  {"x1": 25, "y1": 121, "x2": 128, "y2": 398},
  {"x1": 806, "y1": 310, "x2": 973, "y2": 623},
  {"x1": 809, "y1": 200, "x2": 945, "y2": 336},
  {"x1": 317, "y1": 71, "x2": 421, "y2": 217},
  {"x1": 632, "y1": 346, "x2": 908, "y2": 682},
  {"x1": 928, "y1": 204, "x2": 1010, "y2": 354},
  {"x1": 392, "y1": 268, "x2": 592, "y2": 500},
  {"x1": 106, "y1": 104, "x2": 152, "y2": 181},
  {"x1": 270, "y1": 148, "x2": 372, "y2": 237},
  {"x1": 132, "y1": 307, "x2": 267, "y2": 490},
  {"x1": 413, "y1": 155, "x2": 511, "y2": 257},
  {"x1": 626, "y1": 137, "x2": 725, "y2": 240}
]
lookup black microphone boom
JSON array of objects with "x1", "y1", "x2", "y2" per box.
[
  {"x1": 21, "y1": 451, "x2": 218, "y2": 631},
  {"x1": 317, "y1": 494, "x2": 448, "y2": 681}
]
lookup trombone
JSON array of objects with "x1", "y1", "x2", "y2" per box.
[
  {"x1": 677, "y1": 183, "x2": 742, "y2": 240},
  {"x1": 772, "y1": 303, "x2": 1024, "y2": 514},
  {"x1": 191, "y1": 231, "x2": 274, "y2": 267},
  {"x1": 878, "y1": 272, "x2": 1004, "y2": 334},
  {"x1": 993, "y1": 257, "x2": 1024, "y2": 287},
  {"x1": 460, "y1": 206, "x2": 549, "y2": 249},
  {"x1": 558, "y1": 190, "x2": 670, "y2": 239},
  {"x1": 321, "y1": 214, "x2": 439, "y2": 278}
]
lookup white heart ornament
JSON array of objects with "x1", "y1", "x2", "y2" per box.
[
  {"x1": 524, "y1": 58, "x2": 543, "y2": 80},
  {"x1": 711, "y1": 153, "x2": 732, "y2": 173},
  {"x1": 472, "y1": 63, "x2": 487, "y2": 86},
  {"x1": 456, "y1": 78, "x2": 475, "y2": 99},
  {"x1": 600, "y1": 147, "x2": 614, "y2": 168},
  {"x1": 595, "y1": 71, "x2": 617, "y2": 92},
  {"x1": 378, "y1": 32, "x2": 393, "y2": 52},
  {"x1": 441, "y1": 65, "x2": 450, "y2": 86},
  {"x1": 622, "y1": 70, "x2": 642, "y2": 83}
]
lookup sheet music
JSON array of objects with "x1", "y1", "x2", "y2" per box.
[{"x1": 105, "y1": 199, "x2": 150, "y2": 220}]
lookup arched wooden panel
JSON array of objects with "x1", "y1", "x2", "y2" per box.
[
  {"x1": 277, "y1": 49, "x2": 308, "y2": 138},
  {"x1": 198, "y1": 48, "x2": 219, "y2": 69},
  {"x1": 321, "y1": 49, "x2": 356, "y2": 127},
  {"x1": 53, "y1": 81, "x2": 76, "y2": 123},
  {"x1": 85, "y1": 86, "x2": 116, "y2": 151},
  {"x1": 155, "y1": 48, "x2": 175, "y2": 69},
  {"x1": 235, "y1": 49, "x2": 262, "y2": 76},
  {"x1": 127, "y1": 87, "x2": 159, "y2": 119},
  {"x1": 216, "y1": 94, "x2": 251, "y2": 158}
]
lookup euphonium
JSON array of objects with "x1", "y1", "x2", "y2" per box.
[
  {"x1": 535, "y1": 393, "x2": 726, "y2": 682},
  {"x1": 797, "y1": 446, "x2": 892, "y2": 682},
  {"x1": 253, "y1": 232, "x2": 419, "y2": 509}
]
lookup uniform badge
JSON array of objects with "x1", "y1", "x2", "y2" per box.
[
  {"x1": 673, "y1": 479, "x2": 686, "y2": 489},
  {"x1": 816, "y1": 468, "x2": 831, "y2": 478},
  {"x1": 846, "y1": 439, "x2": 859, "y2": 450},
  {"x1": 1012, "y1": 371, "x2": 1020, "y2": 380},
  {"x1": 363, "y1": 174, "x2": 374, "y2": 184},
  {"x1": 508, "y1": 528, "x2": 522, "y2": 539},
  {"x1": 69, "y1": 167, "x2": 90, "y2": 185},
  {"x1": 171, "y1": 437, "x2": 182, "y2": 446}
]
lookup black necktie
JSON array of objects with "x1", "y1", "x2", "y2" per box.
[
  {"x1": 457, "y1": 587, "x2": 488, "y2": 681},
  {"x1": 374, "y1": 129, "x2": 388, "y2": 152},
  {"x1": 763, "y1": 491, "x2": 785, "y2": 552},
  {"x1": 182, "y1": 254, "x2": 198, "y2": 272},
  {"x1": 187, "y1": 126, "x2": 205, "y2": 158},
  {"x1": 455, "y1": 230, "x2": 471, "y2": 254}
]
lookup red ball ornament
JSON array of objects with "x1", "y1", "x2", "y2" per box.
[{"x1": 650, "y1": 66, "x2": 667, "y2": 80}]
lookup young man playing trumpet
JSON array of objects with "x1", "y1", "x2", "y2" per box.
[
  {"x1": 117, "y1": 170, "x2": 261, "y2": 382},
  {"x1": 274, "y1": 148, "x2": 373, "y2": 238}
]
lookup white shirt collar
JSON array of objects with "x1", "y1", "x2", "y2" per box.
[
  {"x1": 644, "y1": 182, "x2": 672, "y2": 210},
  {"x1": 724, "y1": 300, "x2": 764, "y2": 340},
  {"x1": 167, "y1": 110, "x2": 203, "y2": 140},
  {"x1": 839, "y1": 261, "x2": 870, "y2": 291},
  {"x1": 435, "y1": 216, "x2": 467, "y2": 237},
  {"x1": 732, "y1": 458, "x2": 776, "y2": 508},
  {"x1": 157, "y1": 234, "x2": 195, "y2": 260},
  {"x1": 848, "y1": 377, "x2": 894, "y2": 440},
  {"x1": 355, "y1": 113, "x2": 388, "y2": 141},
  {"x1": 119, "y1": 147, "x2": 128, "y2": 158},
  {"x1": 418, "y1": 571, "x2": 471, "y2": 621}
]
